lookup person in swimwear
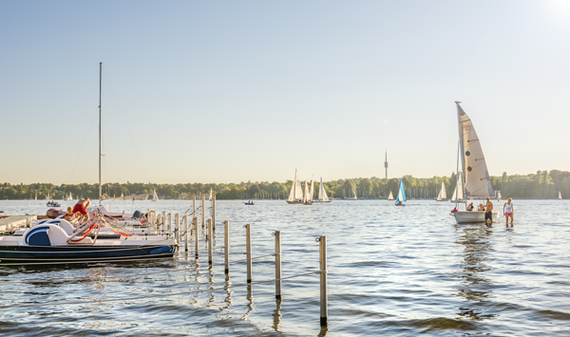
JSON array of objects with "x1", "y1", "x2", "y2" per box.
[
  {"x1": 503, "y1": 197, "x2": 514, "y2": 227},
  {"x1": 466, "y1": 202, "x2": 474, "y2": 211},
  {"x1": 72, "y1": 197, "x2": 91, "y2": 222},
  {"x1": 485, "y1": 197, "x2": 494, "y2": 224},
  {"x1": 64, "y1": 206, "x2": 76, "y2": 221}
]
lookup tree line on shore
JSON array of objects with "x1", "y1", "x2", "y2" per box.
[{"x1": 1, "y1": 170, "x2": 568, "y2": 201}]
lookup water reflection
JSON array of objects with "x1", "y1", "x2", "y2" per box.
[
  {"x1": 272, "y1": 299, "x2": 282, "y2": 332},
  {"x1": 454, "y1": 223, "x2": 496, "y2": 320},
  {"x1": 241, "y1": 284, "x2": 255, "y2": 320}
]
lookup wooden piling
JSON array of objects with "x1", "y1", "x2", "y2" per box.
[
  {"x1": 274, "y1": 231, "x2": 282, "y2": 300},
  {"x1": 208, "y1": 219, "x2": 213, "y2": 265},
  {"x1": 184, "y1": 215, "x2": 188, "y2": 252},
  {"x1": 224, "y1": 220, "x2": 229, "y2": 274},
  {"x1": 245, "y1": 223, "x2": 252, "y2": 283},
  {"x1": 319, "y1": 236, "x2": 328, "y2": 327}
]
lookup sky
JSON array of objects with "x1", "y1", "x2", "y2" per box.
[{"x1": 1, "y1": 0, "x2": 570, "y2": 185}]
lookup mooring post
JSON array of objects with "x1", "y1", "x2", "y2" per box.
[
  {"x1": 168, "y1": 213, "x2": 172, "y2": 234},
  {"x1": 208, "y1": 219, "x2": 213, "y2": 265},
  {"x1": 194, "y1": 217, "x2": 199, "y2": 260},
  {"x1": 274, "y1": 231, "x2": 282, "y2": 300},
  {"x1": 224, "y1": 220, "x2": 229, "y2": 274},
  {"x1": 318, "y1": 235, "x2": 328, "y2": 327},
  {"x1": 184, "y1": 215, "x2": 188, "y2": 252},
  {"x1": 245, "y1": 223, "x2": 252, "y2": 283},
  {"x1": 175, "y1": 213, "x2": 179, "y2": 242},
  {"x1": 201, "y1": 194, "x2": 205, "y2": 228},
  {"x1": 212, "y1": 194, "x2": 216, "y2": 231},
  {"x1": 193, "y1": 195, "x2": 196, "y2": 218}
]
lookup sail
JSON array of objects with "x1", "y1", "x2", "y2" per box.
[
  {"x1": 387, "y1": 191, "x2": 394, "y2": 200},
  {"x1": 497, "y1": 191, "x2": 502, "y2": 202},
  {"x1": 456, "y1": 102, "x2": 494, "y2": 198},
  {"x1": 395, "y1": 180, "x2": 406, "y2": 204},
  {"x1": 303, "y1": 181, "x2": 310, "y2": 202},
  {"x1": 208, "y1": 188, "x2": 213, "y2": 201},
  {"x1": 309, "y1": 177, "x2": 314, "y2": 201},
  {"x1": 153, "y1": 189, "x2": 159, "y2": 202},
  {"x1": 318, "y1": 177, "x2": 329, "y2": 201},
  {"x1": 559, "y1": 191, "x2": 562, "y2": 200},
  {"x1": 451, "y1": 171, "x2": 465, "y2": 201},
  {"x1": 436, "y1": 182, "x2": 447, "y2": 200},
  {"x1": 288, "y1": 169, "x2": 304, "y2": 201}
]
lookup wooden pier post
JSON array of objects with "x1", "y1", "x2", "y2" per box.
[
  {"x1": 208, "y1": 219, "x2": 213, "y2": 265},
  {"x1": 175, "y1": 213, "x2": 179, "y2": 242},
  {"x1": 274, "y1": 231, "x2": 282, "y2": 300},
  {"x1": 245, "y1": 223, "x2": 252, "y2": 283},
  {"x1": 194, "y1": 217, "x2": 199, "y2": 260},
  {"x1": 184, "y1": 215, "x2": 188, "y2": 252},
  {"x1": 201, "y1": 194, "x2": 205, "y2": 228},
  {"x1": 212, "y1": 194, "x2": 216, "y2": 231},
  {"x1": 318, "y1": 236, "x2": 328, "y2": 327},
  {"x1": 167, "y1": 213, "x2": 172, "y2": 234},
  {"x1": 224, "y1": 220, "x2": 229, "y2": 274}
]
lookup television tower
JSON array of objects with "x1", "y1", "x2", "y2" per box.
[{"x1": 384, "y1": 149, "x2": 388, "y2": 179}]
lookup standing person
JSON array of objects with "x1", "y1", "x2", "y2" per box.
[
  {"x1": 73, "y1": 197, "x2": 91, "y2": 222},
  {"x1": 503, "y1": 197, "x2": 514, "y2": 227},
  {"x1": 485, "y1": 197, "x2": 494, "y2": 224}
]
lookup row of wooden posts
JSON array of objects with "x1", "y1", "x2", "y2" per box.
[{"x1": 146, "y1": 195, "x2": 329, "y2": 328}]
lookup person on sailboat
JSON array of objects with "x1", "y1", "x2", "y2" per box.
[
  {"x1": 485, "y1": 198, "x2": 494, "y2": 224},
  {"x1": 477, "y1": 204, "x2": 485, "y2": 211},
  {"x1": 503, "y1": 198, "x2": 514, "y2": 227},
  {"x1": 466, "y1": 202, "x2": 474, "y2": 211}
]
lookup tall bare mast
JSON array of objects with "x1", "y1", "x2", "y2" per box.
[{"x1": 98, "y1": 62, "x2": 102, "y2": 205}]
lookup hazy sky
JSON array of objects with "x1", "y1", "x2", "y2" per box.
[{"x1": 1, "y1": 1, "x2": 569, "y2": 185}]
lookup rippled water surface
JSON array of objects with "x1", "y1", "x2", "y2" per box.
[{"x1": 1, "y1": 199, "x2": 570, "y2": 336}]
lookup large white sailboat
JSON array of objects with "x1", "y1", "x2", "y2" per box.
[
  {"x1": 314, "y1": 177, "x2": 332, "y2": 203},
  {"x1": 452, "y1": 102, "x2": 499, "y2": 223},
  {"x1": 436, "y1": 182, "x2": 447, "y2": 201},
  {"x1": 287, "y1": 169, "x2": 305, "y2": 204}
]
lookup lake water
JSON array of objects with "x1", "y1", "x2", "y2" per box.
[{"x1": 1, "y1": 199, "x2": 570, "y2": 336}]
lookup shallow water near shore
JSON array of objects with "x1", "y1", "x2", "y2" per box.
[{"x1": 1, "y1": 199, "x2": 570, "y2": 336}]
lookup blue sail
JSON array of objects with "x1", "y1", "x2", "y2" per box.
[{"x1": 395, "y1": 180, "x2": 407, "y2": 204}]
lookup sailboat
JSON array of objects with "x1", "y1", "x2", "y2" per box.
[
  {"x1": 450, "y1": 171, "x2": 466, "y2": 203},
  {"x1": 152, "y1": 189, "x2": 159, "y2": 202},
  {"x1": 309, "y1": 177, "x2": 314, "y2": 202},
  {"x1": 395, "y1": 180, "x2": 406, "y2": 206},
  {"x1": 303, "y1": 181, "x2": 312, "y2": 205},
  {"x1": 208, "y1": 188, "x2": 213, "y2": 201},
  {"x1": 452, "y1": 102, "x2": 499, "y2": 223},
  {"x1": 314, "y1": 177, "x2": 332, "y2": 203},
  {"x1": 497, "y1": 191, "x2": 502, "y2": 202},
  {"x1": 287, "y1": 169, "x2": 305, "y2": 204},
  {"x1": 387, "y1": 190, "x2": 394, "y2": 200},
  {"x1": 436, "y1": 182, "x2": 447, "y2": 201},
  {"x1": 558, "y1": 191, "x2": 562, "y2": 200}
]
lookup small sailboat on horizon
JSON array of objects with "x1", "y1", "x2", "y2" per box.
[
  {"x1": 395, "y1": 180, "x2": 406, "y2": 206},
  {"x1": 287, "y1": 169, "x2": 306, "y2": 204},
  {"x1": 436, "y1": 182, "x2": 447, "y2": 201},
  {"x1": 314, "y1": 177, "x2": 332, "y2": 203},
  {"x1": 387, "y1": 190, "x2": 394, "y2": 200}
]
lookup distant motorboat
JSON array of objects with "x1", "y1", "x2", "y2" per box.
[
  {"x1": 245, "y1": 201, "x2": 254, "y2": 205},
  {"x1": 46, "y1": 201, "x2": 60, "y2": 207}
]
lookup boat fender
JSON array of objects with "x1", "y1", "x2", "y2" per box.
[{"x1": 150, "y1": 246, "x2": 171, "y2": 255}]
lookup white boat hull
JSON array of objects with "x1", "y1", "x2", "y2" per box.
[{"x1": 453, "y1": 211, "x2": 499, "y2": 223}]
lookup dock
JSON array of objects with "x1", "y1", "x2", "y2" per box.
[{"x1": 0, "y1": 215, "x2": 37, "y2": 233}]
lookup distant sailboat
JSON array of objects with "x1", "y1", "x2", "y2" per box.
[
  {"x1": 497, "y1": 191, "x2": 502, "y2": 202},
  {"x1": 309, "y1": 177, "x2": 314, "y2": 201},
  {"x1": 303, "y1": 180, "x2": 312, "y2": 205},
  {"x1": 451, "y1": 102, "x2": 499, "y2": 223},
  {"x1": 287, "y1": 169, "x2": 305, "y2": 204},
  {"x1": 208, "y1": 188, "x2": 213, "y2": 201},
  {"x1": 314, "y1": 177, "x2": 332, "y2": 203},
  {"x1": 559, "y1": 191, "x2": 562, "y2": 200},
  {"x1": 450, "y1": 171, "x2": 466, "y2": 203},
  {"x1": 152, "y1": 189, "x2": 159, "y2": 202},
  {"x1": 387, "y1": 190, "x2": 394, "y2": 200},
  {"x1": 395, "y1": 180, "x2": 406, "y2": 206},
  {"x1": 436, "y1": 182, "x2": 447, "y2": 201}
]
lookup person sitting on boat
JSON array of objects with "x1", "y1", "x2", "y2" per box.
[
  {"x1": 466, "y1": 202, "x2": 474, "y2": 211},
  {"x1": 73, "y1": 197, "x2": 91, "y2": 222},
  {"x1": 477, "y1": 204, "x2": 485, "y2": 212},
  {"x1": 64, "y1": 206, "x2": 76, "y2": 221}
]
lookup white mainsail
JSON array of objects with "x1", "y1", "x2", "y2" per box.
[
  {"x1": 318, "y1": 177, "x2": 330, "y2": 202},
  {"x1": 303, "y1": 181, "x2": 310, "y2": 203},
  {"x1": 152, "y1": 189, "x2": 159, "y2": 202},
  {"x1": 287, "y1": 169, "x2": 304, "y2": 202},
  {"x1": 559, "y1": 191, "x2": 562, "y2": 200},
  {"x1": 436, "y1": 182, "x2": 447, "y2": 201},
  {"x1": 387, "y1": 190, "x2": 394, "y2": 200},
  {"x1": 457, "y1": 102, "x2": 494, "y2": 198},
  {"x1": 208, "y1": 188, "x2": 213, "y2": 201},
  {"x1": 497, "y1": 191, "x2": 502, "y2": 202},
  {"x1": 309, "y1": 177, "x2": 314, "y2": 201}
]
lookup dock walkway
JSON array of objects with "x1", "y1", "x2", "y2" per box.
[{"x1": 0, "y1": 215, "x2": 37, "y2": 233}]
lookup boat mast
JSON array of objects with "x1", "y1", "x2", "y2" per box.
[
  {"x1": 455, "y1": 101, "x2": 467, "y2": 209},
  {"x1": 98, "y1": 62, "x2": 102, "y2": 205}
]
